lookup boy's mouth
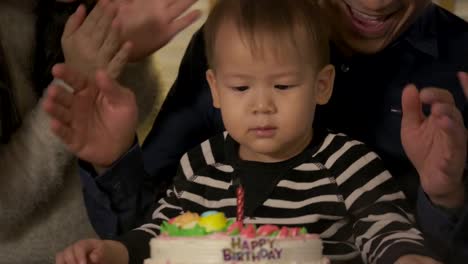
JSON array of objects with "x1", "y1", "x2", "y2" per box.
[{"x1": 250, "y1": 126, "x2": 277, "y2": 138}]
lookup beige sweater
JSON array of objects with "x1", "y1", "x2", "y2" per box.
[{"x1": 0, "y1": 1, "x2": 158, "y2": 263}]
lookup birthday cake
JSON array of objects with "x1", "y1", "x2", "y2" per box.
[{"x1": 144, "y1": 211, "x2": 329, "y2": 264}]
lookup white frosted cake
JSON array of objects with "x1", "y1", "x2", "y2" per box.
[{"x1": 144, "y1": 211, "x2": 329, "y2": 264}]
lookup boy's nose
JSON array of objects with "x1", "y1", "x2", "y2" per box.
[{"x1": 251, "y1": 90, "x2": 276, "y2": 114}]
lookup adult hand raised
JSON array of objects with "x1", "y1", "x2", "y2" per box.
[
  {"x1": 115, "y1": 0, "x2": 202, "y2": 61},
  {"x1": 401, "y1": 72, "x2": 468, "y2": 209},
  {"x1": 62, "y1": 0, "x2": 131, "y2": 79},
  {"x1": 42, "y1": 64, "x2": 138, "y2": 167}
]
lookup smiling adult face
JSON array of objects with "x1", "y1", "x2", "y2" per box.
[{"x1": 320, "y1": 0, "x2": 431, "y2": 55}]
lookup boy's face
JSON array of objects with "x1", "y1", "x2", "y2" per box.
[
  {"x1": 207, "y1": 21, "x2": 334, "y2": 163},
  {"x1": 320, "y1": 0, "x2": 430, "y2": 54}
]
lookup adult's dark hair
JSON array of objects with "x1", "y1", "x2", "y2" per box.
[{"x1": 0, "y1": 0, "x2": 96, "y2": 143}]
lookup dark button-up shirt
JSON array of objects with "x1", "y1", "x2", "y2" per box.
[{"x1": 80, "y1": 4, "x2": 468, "y2": 262}]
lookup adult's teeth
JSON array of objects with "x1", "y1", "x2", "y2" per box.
[{"x1": 350, "y1": 7, "x2": 383, "y2": 21}]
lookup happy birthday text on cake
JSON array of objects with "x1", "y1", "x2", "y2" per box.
[{"x1": 222, "y1": 237, "x2": 283, "y2": 261}]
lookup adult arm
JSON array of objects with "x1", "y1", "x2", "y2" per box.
[
  {"x1": 0, "y1": 103, "x2": 73, "y2": 238},
  {"x1": 416, "y1": 185, "x2": 468, "y2": 263}
]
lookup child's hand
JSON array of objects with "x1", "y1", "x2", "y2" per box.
[
  {"x1": 395, "y1": 255, "x2": 442, "y2": 264},
  {"x1": 55, "y1": 239, "x2": 128, "y2": 264},
  {"x1": 62, "y1": 0, "x2": 131, "y2": 79}
]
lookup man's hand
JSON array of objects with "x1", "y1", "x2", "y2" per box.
[
  {"x1": 42, "y1": 64, "x2": 138, "y2": 167},
  {"x1": 401, "y1": 73, "x2": 468, "y2": 209},
  {"x1": 55, "y1": 239, "x2": 128, "y2": 264},
  {"x1": 62, "y1": 0, "x2": 131, "y2": 79},
  {"x1": 115, "y1": 0, "x2": 201, "y2": 60}
]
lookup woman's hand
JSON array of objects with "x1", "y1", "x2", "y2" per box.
[{"x1": 62, "y1": 0, "x2": 131, "y2": 79}]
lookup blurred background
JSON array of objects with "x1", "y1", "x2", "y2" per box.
[
  {"x1": 138, "y1": 0, "x2": 468, "y2": 139},
  {"x1": 439, "y1": 0, "x2": 468, "y2": 19}
]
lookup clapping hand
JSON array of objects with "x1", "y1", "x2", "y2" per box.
[
  {"x1": 43, "y1": 65, "x2": 138, "y2": 167},
  {"x1": 62, "y1": 0, "x2": 131, "y2": 79},
  {"x1": 57, "y1": 0, "x2": 201, "y2": 61},
  {"x1": 43, "y1": 0, "x2": 140, "y2": 167},
  {"x1": 115, "y1": 0, "x2": 202, "y2": 60},
  {"x1": 401, "y1": 72, "x2": 468, "y2": 208}
]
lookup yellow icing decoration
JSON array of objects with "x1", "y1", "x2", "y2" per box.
[{"x1": 198, "y1": 212, "x2": 228, "y2": 232}]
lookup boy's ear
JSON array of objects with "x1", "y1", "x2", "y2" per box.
[
  {"x1": 206, "y1": 69, "x2": 221, "y2": 108},
  {"x1": 315, "y1": 64, "x2": 335, "y2": 105}
]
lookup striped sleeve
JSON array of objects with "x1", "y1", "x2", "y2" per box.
[
  {"x1": 117, "y1": 151, "x2": 205, "y2": 264},
  {"x1": 117, "y1": 134, "x2": 230, "y2": 264},
  {"x1": 321, "y1": 134, "x2": 432, "y2": 264}
]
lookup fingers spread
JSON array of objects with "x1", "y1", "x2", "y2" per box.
[
  {"x1": 52, "y1": 64, "x2": 87, "y2": 92},
  {"x1": 63, "y1": 5, "x2": 87, "y2": 39},
  {"x1": 44, "y1": 101, "x2": 72, "y2": 126},
  {"x1": 92, "y1": 2, "x2": 118, "y2": 49},
  {"x1": 50, "y1": 119, "x2": 73, "y2": 146},
  {"x1": 47, "y1": 84, "x2": 74, "y2": 108},
  {"x1": 81, "y1": 0, "x2": 107, "y2": 36},
  {"x1": 401, "y1": 84, "x2": 425, "y2": 129},
  {"x1": 43, "y1": 92, "x2": 72, "y2": 126},
  {"x1": 99, "y1": 21, "x2": 123, "y2": 65},
  {"x1": 167, "y1": 0, "x2": 199, "y2": 21},
  {"x1": 170, "y1": 9, "x2": 201, "y2": 35},
  {"x1": 107, "y1": 41, "x2": 132, "y2": 79},
  {"x1": 52, "y1": 79, "x2": 75, "y2": 94}
]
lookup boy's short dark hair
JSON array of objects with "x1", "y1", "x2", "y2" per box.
[{"x1": 203, "y1": 0, "x2": 330, "y2": 70}]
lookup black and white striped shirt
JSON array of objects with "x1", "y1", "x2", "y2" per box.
[{"x1": 120, "y1": 132, "x2": 431, "y2": 264}]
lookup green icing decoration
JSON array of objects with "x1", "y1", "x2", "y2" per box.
[
  {"x1": 229, "y1": 229, "x2": 240, "y2": 236},
  {"x1": 160, "y1": 222, "x2": 179, "y2": 235},
  {"x1": 161, "y1": 218, "x2": 310, "y2": 238},
  {"x1": 269, "y1": 230, "x2": 279, "y2": 237},
  {"x1": 160, "y1": 222, "x2": 207, "y2": 237},
  {"x1": 225, "y1": 219, "x2": 235, "y2": 230}
]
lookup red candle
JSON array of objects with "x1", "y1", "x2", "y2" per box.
[{"x1": 236, "y1": 185, "x2": 245, "y2": 222}]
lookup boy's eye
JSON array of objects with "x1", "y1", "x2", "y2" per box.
[
  {"x1": 232, "y1": 86, "x2": 249, "y2": 92},
  {"x1": 274, "y1": 84, "x2": 295, "y2": 90}
]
